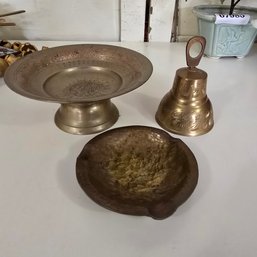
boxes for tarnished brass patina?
[4,44,153,134]
[76,126,198,219]
[156,36,214,136]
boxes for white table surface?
[1,41,257,257]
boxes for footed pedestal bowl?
[4,44,153,134]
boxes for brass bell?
[155,36,214,136]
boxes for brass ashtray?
[4,44,153,134]
[76,126,198,219]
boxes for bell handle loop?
[186,36,206,68]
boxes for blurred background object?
[0,40,47,76]
[1,1,257,42]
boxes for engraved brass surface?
[156,36,214,136]
[76,126,198,219]
[4,44,153,134]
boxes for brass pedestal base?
[54,100,119,135]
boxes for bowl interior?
[76,126,198,218]
[4,44,153,103]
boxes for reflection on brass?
[54,101,119,135]
[156,36,214,136]
[4,44,153,134]
[76,126,198,219]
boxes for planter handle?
[186,36,206,68]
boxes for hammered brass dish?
[4,44,153,134]
[76,126,198,219]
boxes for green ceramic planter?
[193,5,257,58]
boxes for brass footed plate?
[4,44,153,134]
[76,126,198,219]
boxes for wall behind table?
[0,0,120,41]
[1,0,257,42]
